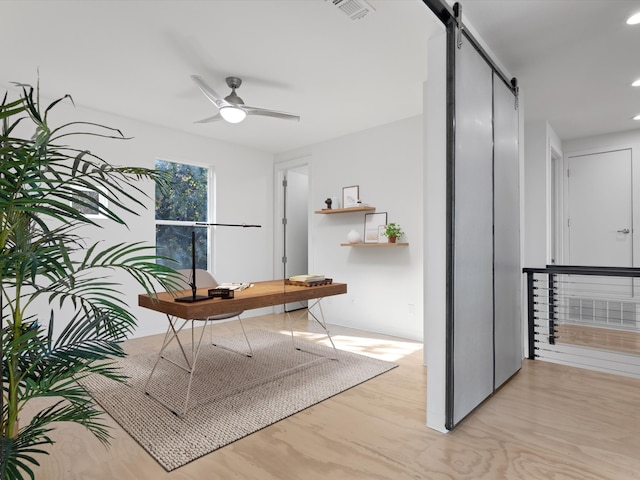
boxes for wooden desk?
[138,279,347,416]
[138,279,347,319]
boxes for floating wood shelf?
[340,242,409,247]
[315,206,376,214]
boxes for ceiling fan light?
[220,106,247,123]
[627,12,640,25]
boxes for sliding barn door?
[422,0,521,433]
[493,73,521,389]
[448,38,521,428]
[450,39,494,425]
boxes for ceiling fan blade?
[191,75,229,109]
[243,105,300,121]
[194,113,223,123]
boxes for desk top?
[138,279,347,319]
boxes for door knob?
[617,228,630,234]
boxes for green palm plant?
[0,82,182,479]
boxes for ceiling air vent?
[327,0,376,21]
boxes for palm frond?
[0,397,113,480]
[2,81,184,477]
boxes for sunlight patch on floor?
[279,330,422,361]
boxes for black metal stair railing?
[523,265,640,376]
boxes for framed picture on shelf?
[342,185,359,208]
[364,212,387,243]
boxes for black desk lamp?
[174,222,261,303]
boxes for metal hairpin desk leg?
[287,297,337,360]
[144,314,253,417]
[144,315,209,417]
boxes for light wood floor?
[556,322,640,355]
[33,313,640,479]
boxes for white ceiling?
[1,0,439,154]
[461,0,640,141]
[2,0,640,154]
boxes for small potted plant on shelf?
[383,223,404,243]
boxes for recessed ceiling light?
[633,79,640,87]
[635,114,640,121]
[627,12,640,25]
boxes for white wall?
[40,101,274,339]
[523,120,562,268]
[525,125,640,270]
[424,29,447,432]
[522,126,640,358]
[32,97,425,342]
[563,129,640,155]
[277,116,424,341]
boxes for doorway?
[563,148,633,268]
[556,147,638,347]
[532,140,640,378]
[274,160,310,312]
[283,166,309,279]
[550,147,563,265]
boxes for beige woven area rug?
[81,330,397,471]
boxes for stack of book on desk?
[217,282,252,291]
[286,274,332,286]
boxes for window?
[155,159,211,270]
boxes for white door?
[564,148,634,328]
[283,166,309,311]
[284,167,309,279]
[567,148,632,267]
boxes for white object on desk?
[217,282,252,291]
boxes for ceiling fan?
[191,75,300,124]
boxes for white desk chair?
[144,268,253,416]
